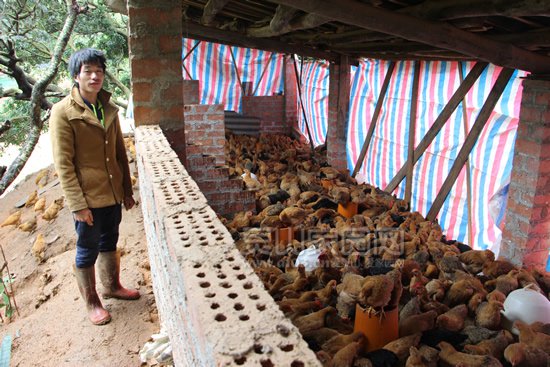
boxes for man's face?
[75,63,104,97]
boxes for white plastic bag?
[295,247,321,272]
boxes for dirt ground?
[0,165,159,367]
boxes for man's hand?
[123,195,135,210]
[73,208,93,226]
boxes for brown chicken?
[399,310,437,337]
[328,334,367,367]
[32,233,46,263]
[486,289,507,303]
[321,331,365,355]
[438,341,502,367]
[279,206,310,226]
[515,320,550,354]
[336,273,365,318]
[484,269,519,295]
[406,345,439,367]
[475,300,504,330]
[436,304,468,332]
[24,190,39,207]
[18,217,37,233]
[293,306,337,335]
[42,197,64,221]
[242,169,262,190]
[383,333,421,363]
[532,268,550,294]
[425,279,451,302]
[504,342,550,367]
[464,330,514,360]
[1,210,21,227]
[459,249,495,274]
[444,277,484,306]
[482,259,517,279]
[33,197,46,212]
[302,327,340,349]
[357,273,395,315]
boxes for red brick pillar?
[285,56,300,138]
[127,0,186,161]
[327,55,350,171]
[501,78,550,270]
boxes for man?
[50,48,139,325]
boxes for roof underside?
[181,0,550,74]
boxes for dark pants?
[74,204,122,268]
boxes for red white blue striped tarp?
[346,59,527,253]
[182,39,285,112]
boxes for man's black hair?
[68,48,107,78]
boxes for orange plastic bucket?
[338,202,358,218]
[270,227,294,245]
[354,304,398,352]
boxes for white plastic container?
[500,284,550,334]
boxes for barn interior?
[126,1,550,366]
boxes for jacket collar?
[70,85,112,109]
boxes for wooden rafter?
[426,67,514,221]
[384,62,488,193]
[268,0,550,73]
[201,0,230,25]
[247,11,330,37]
[182,20,338,61]
[405,61,420,204]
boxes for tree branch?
[0,120,12,137]
[0,0,86,195]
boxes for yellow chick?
[34,197,46,212]
[32,233,46,263]
[34,169,49,185]
[18,217,37,233]
[131,175,137,187]
[1,210,22,227]
[24,190,39,207]
[42,198,63,221]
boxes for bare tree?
[0,0,88,194]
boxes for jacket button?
[109,174,113,179]
[106,158,110,162]
[105,140,108,144]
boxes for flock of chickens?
[222,133,550,367]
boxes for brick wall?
[135,126,320,367]
[501,78,550,269]
[285,55,299,134]
[183,80,200,105]
[184,104,226,166]
[242,95,288,134]
[327,56,350,171]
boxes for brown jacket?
[50,87,132,212]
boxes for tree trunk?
[0,0,86,195]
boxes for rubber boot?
[74,265,111,325]
[97,250,140,300]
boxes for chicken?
[18,217,37,233]
[328,335,367,367]
[400,297,421,320]
[228,211,253,231]
[33,197,46,212]
[336,273,365,318]
[386,268,403,310]
[321,331,365,355]
[357,273,394,316]
[302,327,340,350]
[279,206,310,226]
[382,333,421,363]
[486,289,506,303]
[475,301,503,330]
[34,168,49,186]
[444,277,484,306]
[329,185,351,206]
[482,259,517,279]
[458,249,495,274]
[242,169,262,190]
[462,325,499,345]
[504,342,550,367]
[24,190,39,207]
[406,345,438,367]
[425,279,451,302]
[515,320,550,354]
[436,304,468,332]
[463,330,514,360]
[484,269,519,295]
[32,233,46,263]
[531,268,550,294]
[1,210,22,227]
[42,197,64,221]
[408,269,429,297]
[437,341,502,367]
[399,310,437,337]
[293,306,337,335]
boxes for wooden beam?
[201,0,231,25]
[182,20,338,62]
[247,11,331,37]
[402,0,550,21]
[229,47,245,95]
[458,62,474,246]
[352,61,395,178]
[426,68,514,221]
[405,61,421,204]
[268,0,550,73]
[385,62,487,193]
[270,5,297,33]
[292,55,315,152]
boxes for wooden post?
[252,53,274,96]
[292,54,315,151]
[384,62,488,193]
[426,68,514,221]
[458,62,475,246]
[182,40,201,63]
[229,46,245,95]
[405,61,421,203]
[352,61,395,177]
